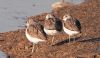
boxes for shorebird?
[25,19,47,52]
[51,0,70,10]
[62,14,81,42]
[44,13,62,44]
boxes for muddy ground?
[0,0,100,58]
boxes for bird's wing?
[44,19,56,30]
[64,18,81,31]
[27,19,47,40]
[34,21,47,39]
[36,22,47,40]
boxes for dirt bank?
[0,0,100,58]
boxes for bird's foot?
[25,46,29,51]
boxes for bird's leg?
[73,35,76,42]
[35,44,39,52]
[25,45,28,50]
[52,36,55,45]
[32,44,35,53]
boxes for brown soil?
[0,0,100,58]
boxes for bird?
[62,14,81,43]
[25,19,47,53]
[43,13,62,44]
[51,0,71,10]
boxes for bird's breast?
[63,26,79,36]
[44,28,57,35]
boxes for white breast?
[44,28,57,35]
[63,26,79,36]
[25,30,45,44]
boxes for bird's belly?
[63,26,79,36]
[44,28,57,35]
[25,31,45,44]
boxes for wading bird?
[25,19,47,52]
[62,14,81,42]
[44,13,62,44]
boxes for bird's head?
[63,14,71,21]
[26,21,30,27]
[26,19,37,28]
[45,14,54,20]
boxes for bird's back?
[26,19,47,40]
[44,18,56,30]
[64,17,81,32]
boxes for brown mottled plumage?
[44,17,56,30]
[44,14,58,35]
[26,25,47,40]
[26,18,47,38]
[44,14,61,44]
[63,17,81,32]
[63,14,81,42]
[25,19,47,52]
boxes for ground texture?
[0,0,100,58]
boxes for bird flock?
[25,13,81,53]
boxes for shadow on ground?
[53,37,100,46]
